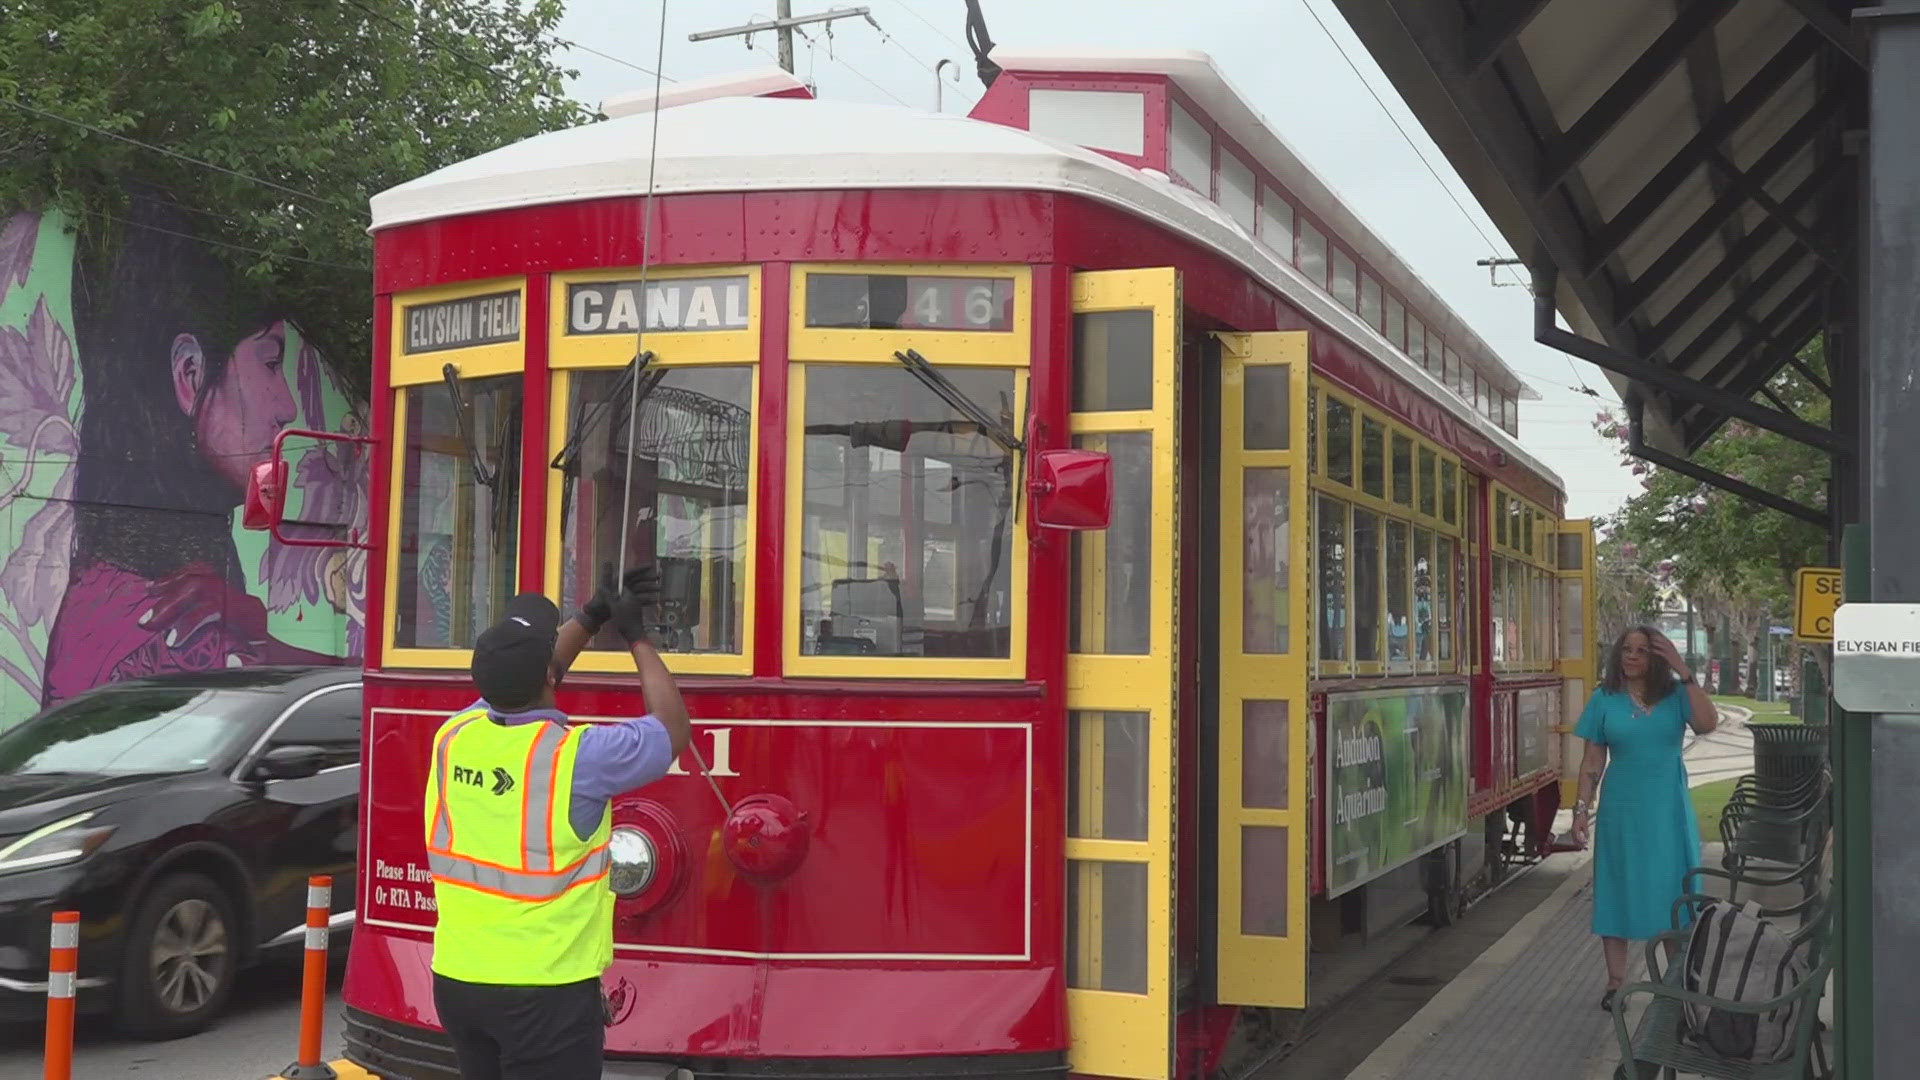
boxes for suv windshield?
[0,687,273,777]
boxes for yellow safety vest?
[423,707,613,985]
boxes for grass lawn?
[1712,693,1791,717]
[1692,776,1740,840]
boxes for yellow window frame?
[782,360,1030,680]
[548,265,761,369]
[1213,330,1311,1008]
[1063,267,1179,1080]
[541,365,762,677]
[382,374,527,670]
[1313,493,1352,678]
[389,277,529,388]
[788,262,1032,367]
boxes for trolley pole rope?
[281,876,337,1080]
[43,910,76,1080]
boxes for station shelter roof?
[1329,0,1862,460]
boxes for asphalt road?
[0,954,346,1080]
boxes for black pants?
[433,973,604,1079]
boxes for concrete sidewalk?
[1345,704,1814,1080]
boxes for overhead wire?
[1294,0,1603,400]
[879,0,969,53]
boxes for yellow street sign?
[1794,567,1842,642]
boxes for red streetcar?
[256,49,1596,1080]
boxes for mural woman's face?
[178,322,298,493]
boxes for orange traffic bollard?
[43,910,76,1080]
[282,875,338,1080]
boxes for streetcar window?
[1424,331,1442,377]
[1330,249,1358,312]
[1494,492,1509,548]
[1360,274,1383,330]
[1390,432,1413,506]
[1560,575,1586,662]
[1066,860,1148,993]
[1068,711,1149,841]
[1071,431,1153,655]
[1243,365,1290,450]
[1439,461,1458,526]
[1491,556,1507,665]
[1435,536,1455,665]
[556,366,752,657]
[1360,417,1385,499]
[1258,187,1295,261]
[1316,495,1348,663]
[1509,497,1524,555]
[1352,508,1382,663]
[1324,397,1353,486]
[1169,99,1212,193]
[1297,219,1328,288]
[1413,529,1435,665]
[1219,150,1257,234]
[806,274,1014,332]
[1384,296,1406,352]
[1417,446,1437,517]
[1242,467,1290,653]
[1408,319,1428,372]
[1386,520,1410,666]
[1073,311,1154,411]
[394,375,522,651]
[798,365,1016,660]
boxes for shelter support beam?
[1624,399,1827,525]
[1856,4,1920,1073]
[1532,267,1842,453]
[1464,0,1556,71]
[1784,0,1870,67]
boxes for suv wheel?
[115,873,238,1039]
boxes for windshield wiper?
[442,363,497,489]
[551,351,663,532]
[892,349,1024,454]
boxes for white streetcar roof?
[369,68,1560,491]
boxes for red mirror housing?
[243,459,287,532]
[1029,449,1112,530]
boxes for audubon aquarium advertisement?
[1326,685,1468,897]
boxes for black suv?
[0,666,360,1039]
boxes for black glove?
[577,564,619,636]
[610,565,662,645]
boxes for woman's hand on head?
[1650,633,1689,679]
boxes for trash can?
[1749,720,1826,781]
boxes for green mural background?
[0,208,366,732]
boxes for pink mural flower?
[0,298,80,630]
[0,213,35,292]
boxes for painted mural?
[0,202,367,732]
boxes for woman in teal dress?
[1569,625,1717,1010]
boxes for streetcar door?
[1211,331,1311,1008]
[1554,520,1597,803]
[1064,268,1180,1080]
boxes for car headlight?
[0,811,118,875]
[607,825,656,896]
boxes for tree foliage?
[0,0,592,391]
[1592,337,1832,690]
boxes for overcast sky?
[547,0,1638,519]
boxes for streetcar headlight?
[608,826,657,896]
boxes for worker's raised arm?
[610,567,691,757]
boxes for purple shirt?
[474,701,676,841]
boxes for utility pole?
[688,3,873,75]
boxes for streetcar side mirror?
[1028,449,1112,530]
[243,459,288,532]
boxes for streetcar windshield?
[557,365,754,655]
[393,374,523,649]
[797,364,1017,659]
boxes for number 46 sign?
[898,277,1013,331]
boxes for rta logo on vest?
[451,764,517,796]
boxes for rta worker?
[424,568,691,1079]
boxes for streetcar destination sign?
[402,290,521,353]
[1831,602,1920,713]
[566,275,751,334]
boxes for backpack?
[1680,899,1811,1063]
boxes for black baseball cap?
[471,593,561,711]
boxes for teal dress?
[1575,685,1700,940]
